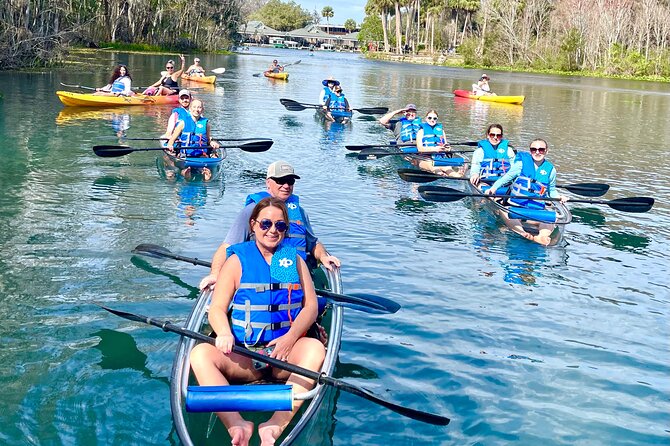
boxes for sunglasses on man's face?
[530,146,547,154]
[272,177,295,186]
[257,219,288,232]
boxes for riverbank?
[365,51,670,83]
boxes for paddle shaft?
[119,137,272,142]
[347,142,478,150]
[60,82,97,91]
[100,305,449,425]
[131,244,400,314]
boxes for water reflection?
[92,329,169,385]
[90,175,131,202]
[571,207,607,228]
[603,230,651,254]
[130,256,200,297]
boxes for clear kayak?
[181,74,217,84]
[170,266,343,446]
[159,150,225,181]
[264,71,289,80]
[453,89,525,105]
[56,91,179,107]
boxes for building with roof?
[238,21,360,51]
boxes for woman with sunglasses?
[469,124,516,186]
[486,139,568,245]
[411,110,465,178]
[472,73,494,96]
[145,55,185,95]
[190,197,325,446]
[94,64,133,96]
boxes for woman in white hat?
[319,76,340,105]
[472,73,494,96]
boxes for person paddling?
[161,89,192,139]
[94,64,133,97]
[266,59,284,74]
[469,124,516,186]
[145,55,185,95]
[319,76,339,105]
[199,160,340,290]
[379,103,422,145]
[471,73,495,96]
[185,57,205,77]
[190,197,326,446]
[485,138,568,245]
[412,109,465,178]
[323,85,350,122]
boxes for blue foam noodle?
[186,385,293,412]
[507,207,557,223]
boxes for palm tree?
[344,18,357,33]
[366,0,392,52]
[322,6,334,36]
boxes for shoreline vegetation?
[364,52,670,83]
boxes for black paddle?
[280,98,388,115]
[131,243,401,314]
[358,147,473,161]
[398,169,611,197]
[115,137,273,142]
[93,140,273,157]
[100,304,448,425]
[346,142,479,151]
[253,60,301,77]
[418,185,654,213]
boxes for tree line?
[0,0,245,70]
[360,0,670,78]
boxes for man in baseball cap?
[379,103,422,144]
[199,160,340,290]
[178,89,191,98]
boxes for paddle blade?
[354,107,389,115]
[316,289,400,314]
[93,145,134,157]
[560,182,609,197]
[397,169,442,183]
[132,243,174,258]
[418,185,466,202]
[607,197,654,213]
[211,68,226,74]
[327,379,450,425]
[240,140,273,152]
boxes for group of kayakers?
[379,102,567,245]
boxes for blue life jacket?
[320,86,334,105]
[398,117,422,142]
[420,123,445,147]
[328,94,346,111]
[110,76,129,94]
[510,151,555,210]
[227,241,303,346]
[178,116,209,157]
[245,192,307,259]
[171,106,190,123]
[477,139,512,180]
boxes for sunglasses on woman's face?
[166,66,174,69]
[257,219,288,232]
[530,146,547,154]
[426,116,438,121]
[488,132,502,139]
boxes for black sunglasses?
[488,132,502,138]
[258,219,288,232]
[271,177,295,186]
[530,147,547,154]
[166,66,174,69]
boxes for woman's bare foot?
[203,167,212,181]
[258,422,283,446]
[228,420,254,446]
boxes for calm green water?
[1,48,669,445]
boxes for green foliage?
[558,29,582,71]
[358,14,384,43]
[457,37,479,65]
[608,44,651,77]
[249,0,312,31]
[344,18,357,32]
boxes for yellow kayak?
[264,71,289,80]
[181,74,217,84]
[453,89,525,105]
[56,91,179,107]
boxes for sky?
[294,1,367,26]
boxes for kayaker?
[166,99,221,181]
[190,197,326,446]
[379,103,422,144]
[485,138,568,245]
[323,85,350,122]
[161,89,192,139]
[145,55,185,95]
[469,123,516,186]
[318,76,339,105]
[266,59,284,74]
[413,110,465,178]
[94,64,133,96]
[199,160,341,290]
[472,73,494,96]
[185,57,205,77]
